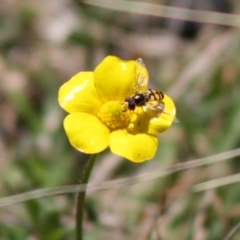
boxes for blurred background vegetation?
[1,0,240,239]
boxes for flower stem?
[76,154,99,240]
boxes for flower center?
[97,101,130,130]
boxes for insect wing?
[144,101,165,117]
[135,58,149,93]
[145,101,177,123]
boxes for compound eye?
[125,97,136,110]
[128,101,136,110]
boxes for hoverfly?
[124,58,176,120]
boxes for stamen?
[97,101,130,130]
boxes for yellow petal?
[64,113,110,154]
[94,56,148,102]
[58,72,102,114]
[148,93,176,134]
[109,130,157,162]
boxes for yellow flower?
[58,56,176,162]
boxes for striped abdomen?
[145,89,164,102]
